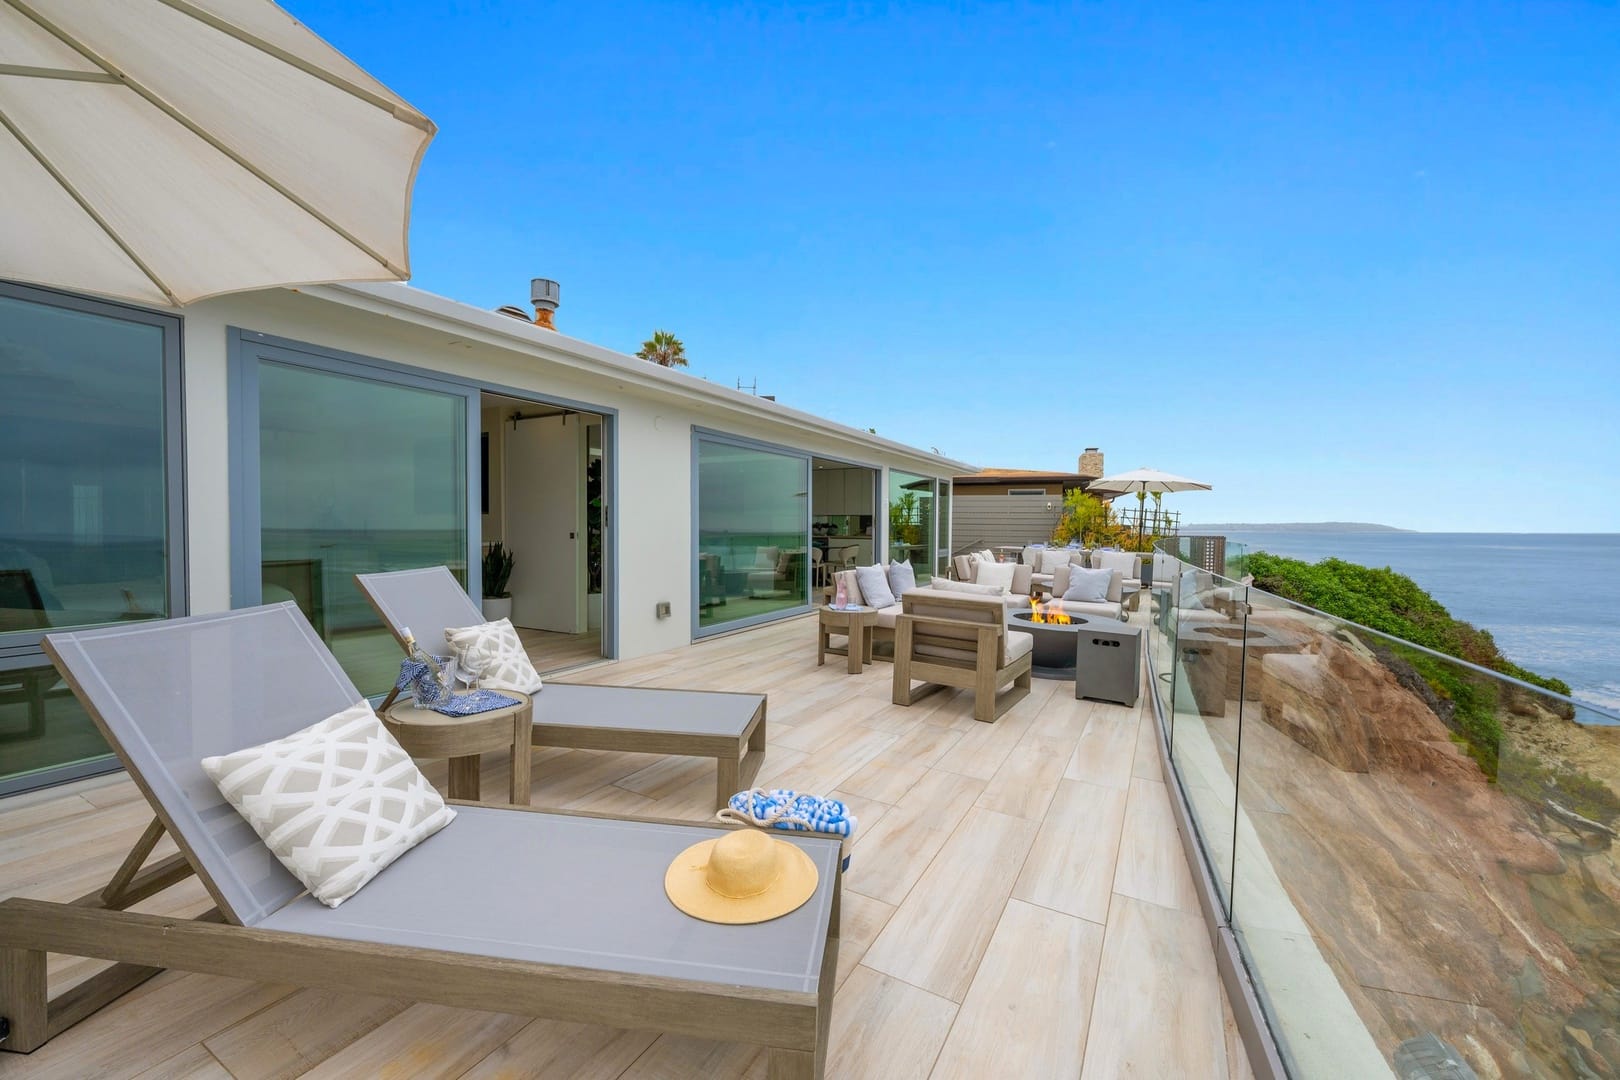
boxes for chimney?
[530,278,560,330]
[1078,447,1104,479]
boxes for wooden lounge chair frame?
[0,606,839,1078]
[892,591,1033,724]
[354,567,766,810]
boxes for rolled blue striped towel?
[722,788,858,838]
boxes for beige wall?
[177,287,953,660]
[480,407,505,544]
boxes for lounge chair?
[355,567,767,810]
[0,604,840,1077]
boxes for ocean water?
[1213,531,1620,718]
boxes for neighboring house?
[950,450,1105,549]
[0,278,969,795]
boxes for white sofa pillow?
[1061,566,1113,603]
[973,560,1016,593]
[974,549,995,563]
[855,564,897,608]
[444,617,544,694]
[1038,549,1072,575]
[201,701,455,908]
[886,560,917,600]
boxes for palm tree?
[636,330,687,368]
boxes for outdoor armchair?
[892,591,1034,723]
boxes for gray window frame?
[691,428,884,639]
[227,328,620,662]
[0,280,187,795]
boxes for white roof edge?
[298,281,978,475]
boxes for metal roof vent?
[531,278,559,330]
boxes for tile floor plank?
[930,898,1105,1079]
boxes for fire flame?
[1028,598,1072,625]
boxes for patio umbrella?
[1087,467,1212,539]
[0,0,435,306]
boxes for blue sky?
[289,1,1620,531]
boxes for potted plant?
[482,542,515,620]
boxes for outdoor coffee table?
[818,605,876,674]
[534,683,767,810]
[382,694,534,806]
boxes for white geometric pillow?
[201,702,454,908]
[443,617,543,694]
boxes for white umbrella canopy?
[0,0,435,306]
[1086,467,1213,496]
[1087,467,1212,538]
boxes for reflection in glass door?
[252,357,469,696]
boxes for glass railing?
[1147,542,1620,1079]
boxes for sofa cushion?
[1061,566,1113,603]
[855,564,897,609]
[1010,563,1033,596]
[1022,545,1043,568]
[1006,630,1035,663]
[972,561,1016,593]
[931,577,1005,597]
[1055,598,1125,621]
[873,604,902,629]
[887,560,917,600]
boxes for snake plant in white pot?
[481,542,516,621]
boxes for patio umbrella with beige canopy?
[0,0,435,306]
[1087,467,1213,540]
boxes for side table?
[818,606,876,674]
[381,694,533,805]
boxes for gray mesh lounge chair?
[355,567,767,809]
[0,604,840,1077]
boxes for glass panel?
[258,361,467,697]
[888,470,935,583]
[1199,580,1620,1077]
[0,295,170,633]
[696,439,809,631]
[935,480,952,577]
[1164,557,1245,911]
[0,659,110,791]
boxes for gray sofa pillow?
[856,564,897,608]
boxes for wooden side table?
[381,694,533,805]
[818,606,876,674]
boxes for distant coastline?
[1185,521,1415,534]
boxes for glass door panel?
[696,438,809,632]
[888,470,935,582]
[257,361,467,696]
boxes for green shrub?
[1249,550,1578,776]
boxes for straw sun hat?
[664,828,819,924]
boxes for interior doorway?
[481,392,607,673]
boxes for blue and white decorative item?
[719,788,859,871]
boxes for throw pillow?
[855,564,897,608]
[1038,549,1072,575]
[1061,566,1113,603]
[886,560,917,600]
[972,560,1016,593]
[201,701,455,908]
[975,549,996,563]
[444,618,544,694]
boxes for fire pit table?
[1007,607,1092,679]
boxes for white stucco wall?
[176,285,961,661]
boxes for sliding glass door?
[0,283,184,795]
[695,434,810,635]
[888,469,937,582]
[233,336,475,697]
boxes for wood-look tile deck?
[0,615,1252,1079]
